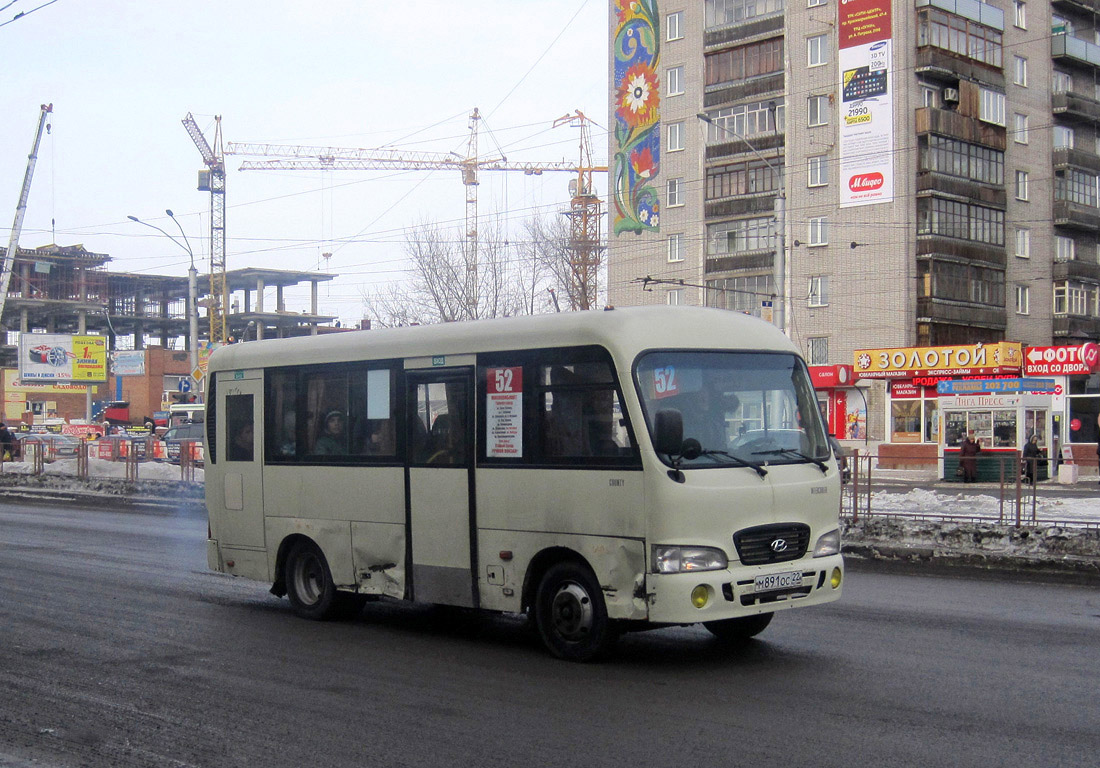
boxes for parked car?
[16,432,82,459]
[161,422,205,463]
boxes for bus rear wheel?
[534,562,617,662]
[286,539,339,621]
[704,612,773,642]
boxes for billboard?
[18,334,108,383]
[854,342,1023,379]
[838,0,893,207]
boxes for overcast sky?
[2,0,608,325]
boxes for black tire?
[704,612,774,642]
[533,561,617,662]
[285,539,339,621]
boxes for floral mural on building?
[612,0,660,235]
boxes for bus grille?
[733,523,810,565]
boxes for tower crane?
[1,103,52,327]
[182,113,228,344]
[226,108,606,317]
[552,110,603,311]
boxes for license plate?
[754,571,802,592]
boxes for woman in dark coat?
[1022,434,1041,485]
[960,431,981,483]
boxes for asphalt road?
[1,501,1097,768]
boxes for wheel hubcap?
[292,552,323,605]
[550,582,593,641]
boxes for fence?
[1,438,203,483]
[842,448,1098,529]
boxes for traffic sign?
[178,378,192,393]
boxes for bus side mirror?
[653,409,684,455]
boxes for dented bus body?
[204,306,843,660]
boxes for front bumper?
[646,554,844,624]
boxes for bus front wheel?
[534,561,617,662]
[704,612,773,642]
[286,539,339,621]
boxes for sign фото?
[1023,343,1100,375]
[854,342,1023,379]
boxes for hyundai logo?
[770,538,788,553]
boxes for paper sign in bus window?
[487,367,523,457]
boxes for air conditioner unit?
[943,87,960,104]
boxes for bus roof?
[206,306,797,373]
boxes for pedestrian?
[960,430,981,483]
[1022,434,1041,485]
[0,421,13,461]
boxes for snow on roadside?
[1,457,202,483]
[863,488,1099,524]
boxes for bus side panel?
[350,522,405,598]
[476,529,648,620]
[265,517,356,589]
[262,467,405,525]
[475,468,645,539]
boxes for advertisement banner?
[110,350,146,376]
[838,0,893,207]
[17,335,108,383]
[855,342,1023,379]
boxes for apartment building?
[608,0,1100,361]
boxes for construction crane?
[182,113,228,344]
[1,103,53,327]
[226,108,606,317]
[553,110,603,311]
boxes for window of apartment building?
[703,100,784,142]
[808,155,828,187]
[1052,14,1071,35]
[808,275,829,306]
[808,217,828,246]
[1013,114,1028,144]
[807,337,829,365]
[708,217,775,255]
[705,0,786,28]
[1053,281,1096,316]
[1015,227,1030,258]
[1054,125,1075,149]
[705,38,783,86]
[667,66,684,96]
[668,233,685,262]
[1013,56,1028,87]
[1055,169,1099,207]
[979,89,1005,126]
[1056,235,1076,263]
[921,86,939,107]
[705,274,774,315]
[808,34,828,67]
[809,0,827,6]
[667,177,684,207]
[808,95,829,127]
[667,288,684,306]
[1015,284,1030,315]
[668,121,685,151]
[920,135,1004,185]
[1013,1,1026,29]
[1015,170,1029,201]
[706,159,782,198]
[1053,70,1072,94]
[918,197,1005,245]
[667,11,683,41]
[917,9,1003,67]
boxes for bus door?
[216,375,265,549]
[406,369,476,608]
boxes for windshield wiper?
[751,448,828,474]
[696,448,768,478]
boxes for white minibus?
[204,306,843,660]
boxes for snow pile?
[1,457,202,483]
[864,487,1100,525]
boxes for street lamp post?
[127,212,200,372]
[696,113,786,336]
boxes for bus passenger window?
[226,394,254,462]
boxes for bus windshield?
[635,350,829,468]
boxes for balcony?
[1053,314,1100,339]
[914,107,1005,150]
[916,236,1007,267]
[705,251,774,274]
[1053,146,1100,175]
[704,13,784,49]
[917,172,1006,207]
[706,194,777,220]
[1051,0,1100,13]
[916,298,1006,330]
[705,73,784,109]
[1052,33,1100,71]
[1053,258,1100,283]
[1053,199,1100,230]
[914,48,1004,89]
[1051,91,1100,123]
[705,132,785,161]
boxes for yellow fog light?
[830,567,843,589]
[691,585,710,609]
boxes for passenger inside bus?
[426,412,466,464]
[229,419,254,462]
[313,410,346,455]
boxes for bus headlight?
[652,545,728,574]
[812,529,841,558]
